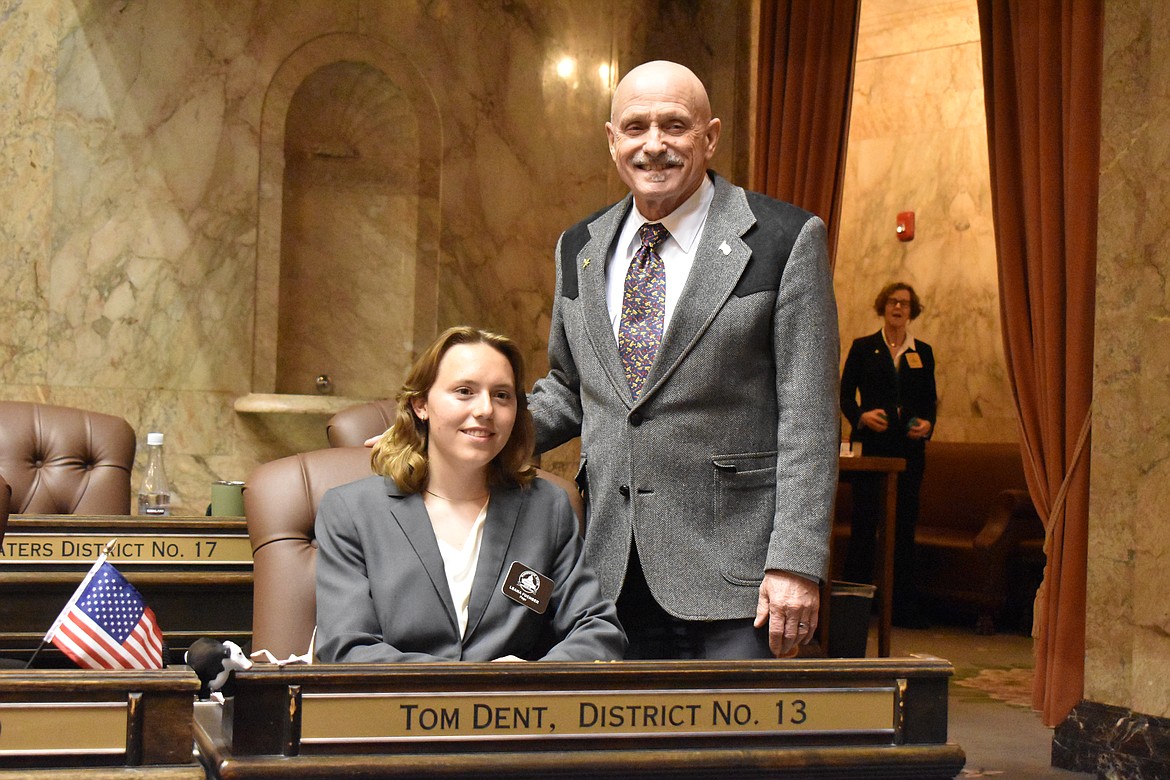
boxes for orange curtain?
[753,0,860,265]
[977,0,1102,726]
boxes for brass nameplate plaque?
[301,687,895,743]
[0,534,252,564]
[0,702,126,755]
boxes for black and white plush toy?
[185,638,253,699]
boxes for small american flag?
[45,554,164,670]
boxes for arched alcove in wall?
[246,34,440,409]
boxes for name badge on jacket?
[502,561,554,614]
[905,352,923,369]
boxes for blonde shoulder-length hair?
[370,326,536,492]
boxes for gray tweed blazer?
[530,172,840,622]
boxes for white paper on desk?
[250,627,315,666]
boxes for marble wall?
[5,0,1159,731]
[0,0,751,512]
[1085,0,1170,720]
[835,0,1015,443]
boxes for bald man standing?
[530,61,840,659]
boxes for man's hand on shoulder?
[754,570,820,658]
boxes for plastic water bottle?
[137,432,171,516]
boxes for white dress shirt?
[606,175,716,338]
[884,329,918,368]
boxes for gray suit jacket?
[315,476,626,662]
[530,172,840,621]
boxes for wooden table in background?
[832,455,905,658]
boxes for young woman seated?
[315,326,626,662]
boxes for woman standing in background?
[840,282,938,628]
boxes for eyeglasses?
[886,298,912,309]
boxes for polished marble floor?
[870,622,1093,778]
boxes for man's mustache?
[631,151,685,168]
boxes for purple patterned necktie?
[618,222,670,398]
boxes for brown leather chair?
[0,401,136,515]
[0,475,12,666]
[245,446,372,660]
[831,441,1043,634]
[326,398,396,449]
[325,399,586,522]
[0,473,10,542]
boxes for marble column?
[1055,0,1170,774]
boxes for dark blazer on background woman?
[840,330,937,456]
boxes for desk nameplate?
[0,701,127,755]
[0,533,252,565]
[300,686,897,743]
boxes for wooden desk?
[195,658,964,778]
[0,668,202,777]
[0,515,252,664]
[835,456,905,657]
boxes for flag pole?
[26,539,116,669]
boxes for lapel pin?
[582,257,591,269]
[719,241,731,256]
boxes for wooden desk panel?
[0,516,252,664]
[196,658,964,779]
[0,668,202,778]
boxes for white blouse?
[434,500,489,639]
